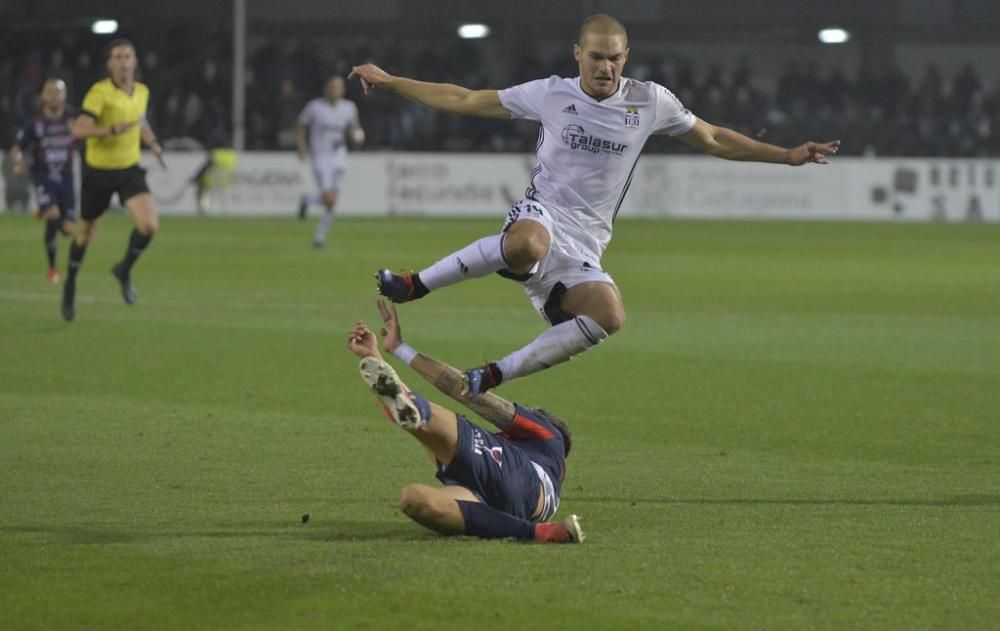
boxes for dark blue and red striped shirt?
[497,404,567,498]
[16,111,76,180]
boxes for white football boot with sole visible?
[358,357,424,430]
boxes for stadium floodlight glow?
[91,19,119,35]
[818,28,850,44]
[457,23,490,39]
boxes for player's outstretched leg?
[456,499,581,542]
[376,220,550,303]
[375,235,510,302]
[399,485,585,543]
[358,357,429,430]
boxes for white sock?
[315,209,334,242]
[418,234,509,292]
[495,315,609,382]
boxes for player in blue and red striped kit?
[9,79,77,283]
[345,300,585,543]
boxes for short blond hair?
[577,14,628,46]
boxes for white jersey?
[498,75,695,261]
[298,98,360,160]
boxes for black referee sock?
[120,229,153,274]
[66,240,88,282]
[44,219,59,268]
[457,500,535,540]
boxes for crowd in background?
[3,36,1000,158]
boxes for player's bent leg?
[399,484,477,535]
[483,281,619,390]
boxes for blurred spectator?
[274,78,303,149]
[2,33,1000,158]
[46,49,75,99]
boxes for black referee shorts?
[80,164,151,221]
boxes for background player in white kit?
[294,76,365,247]
[349,14,840,395]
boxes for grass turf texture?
[1,213,998,629]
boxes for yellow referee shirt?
[80,78,149,170]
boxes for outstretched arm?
[376,300,516,430]
[678,118,840,165]
[348,63,511,119]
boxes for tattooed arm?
[376,299,516,430]
[410,353,516,430]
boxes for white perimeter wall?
[2,151,998,222]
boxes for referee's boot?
[111,263,137,305]
[61,279,76,322]
[375,269,427,303]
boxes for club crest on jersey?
[625,107,640,128]
[472,429,503,468]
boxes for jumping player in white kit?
[294,76,365,247]
[349,14,840,395]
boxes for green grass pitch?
[1,213,998,629]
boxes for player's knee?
[504,225,550,268]
[76,223,97,244]
[592,309,626,336]
[399,484,428,517]
[322,192,336,208]
[140,217,160,236]
[399,485,453,524]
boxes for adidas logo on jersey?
[562,104,577,114]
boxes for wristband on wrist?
[392,342,418,365]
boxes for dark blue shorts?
[436,415,542,521]
[32,174,76,219]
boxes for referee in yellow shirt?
[63,38,166,321]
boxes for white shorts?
[311,154,346,192]
[501,199,616,324]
